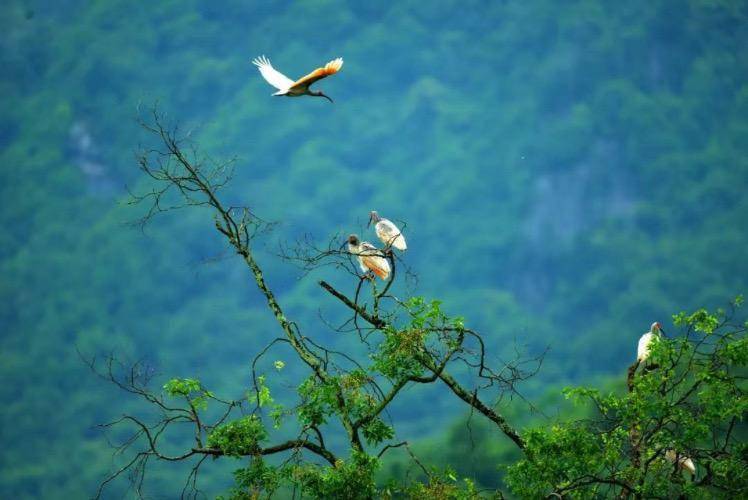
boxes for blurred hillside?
[1,0,747,497]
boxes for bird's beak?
[367,214,373,228]
[319,92,333,103]
[660,328,668,338]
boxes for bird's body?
[347,234,390,280]
[637,332,656,363]
[665,449,696,477]
[369,211,407,251]
[252,56,343,102]
[637,322,663,363]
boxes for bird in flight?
[347,234,390,280]
[369,211,407,251]
[252,55,343,103]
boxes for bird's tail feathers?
[370,265,389,280]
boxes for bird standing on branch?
[665,449,697,479]
[347,234,390,280]
[369,211,407,251]
[637,321,665,366]
[252,55,343,103]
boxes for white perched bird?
[665,449,697,478]
[637,321,664,364]
[251,55,343,103]
[347,234,390,280]
[368,211,407,251]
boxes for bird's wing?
[358,242,390,279]
[289,57,343,91]
[376,220,407,250]
[359,242,381,254]
[349,244,368,273]
[666,451,696,474]
[637,333,653,361]
[361,255,390,280]
[252,55,294,90]
[355,256,369,274]
[682,457,696,475]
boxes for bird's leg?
[372,279,380,317]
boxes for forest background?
[1,0,747,497]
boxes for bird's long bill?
[660,328,668,338]
[367,213,374,228]
[319,92,333,103]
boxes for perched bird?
[347,234,390,280]
[252,55,343,103]
[665,449,697,478]
[637,321,664,364]
[368,211,407,251]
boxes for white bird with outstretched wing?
[251,55,294,91]
[251,55,343,103]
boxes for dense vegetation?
[1,0,747,497]
[87,115,747,498]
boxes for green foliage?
[163,377,202,397]
[371,324,427,380]
[507,424,615,498]
[506,305,748,498]
[292,451,379,500]
[207,416,267,457]
[372,296,463,381]
[296,369,394,445]
[252,375,274,408]
[399,471,485,500]
[297,375,342,427]
[222,458,282,499]
[361,418,395,446]
[672,308,721,334]
[163,377,212,410]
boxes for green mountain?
[1,0,746,497]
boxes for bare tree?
[90,107,540,499]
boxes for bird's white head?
[368,211,380,228]
[651,321,662,333]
